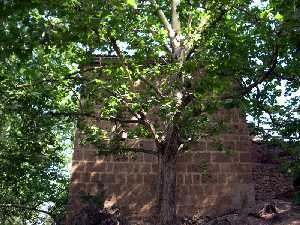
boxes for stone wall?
[251,143,294,201]
[253,163,293,201]
[67,109,255,224]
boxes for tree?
[0,0,299,225]
[0,2,76,224]
[0,47,73,224]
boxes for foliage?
[0,3,79,224]
[0,0,299,224]
[0,50,74,224]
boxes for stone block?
[113,154,128,162]
[240,153,253,162]
[90,172,99,182]
[239,135,250,141]
[192,174,201,184]
[176,163,187,173]
[70,182,86,195]
[187,164,203,173]
[80,172,91,183]
[177,174,184,184]
[100,174,115,184]
[116,174,127,184]
[212,152,232,163]
[184,174,193,184]
[83,150,97,161]
[193,152,211,163]
[139,139,156,150]
[202,173,218,184]
[236,141,251,152]
[151,164,158,173]
[231,163,252,173]
[238,174,253,184]
[222,141,236,151]
[84,161,95,172]
[143,154,157,162]
[140,164,151,173]
[114,163,133,173]
[133,163,142,173]
[218,173,229,184]
[71,172,81,183]
[143,174,156,186]
[106,163,114,173]
[73,150,83,160]
[207,164,220,173]
[94,162,106,172]
[177,152,193,162]
[127,174,143,184]
[190,141,207,151]
[219,164,231,173]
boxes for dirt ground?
[180,200,300,225]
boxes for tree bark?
[156,126,179,225]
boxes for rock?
[179,200,298,225]
[70,204,120,225]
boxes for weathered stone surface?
[180,200,300,225]
[253,164,293,201]
[67,109,257,224]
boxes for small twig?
[0,204,58,224]
[139,76,164,100]
[46,111,140,124]
[15,68,93,89]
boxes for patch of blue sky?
[250,0,269,9]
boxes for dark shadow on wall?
[67,142,255,224]
[66,109,256,224]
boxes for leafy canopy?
[0,0,299,223]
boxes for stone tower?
[67,57,255,224]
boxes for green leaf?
[275,12,284,21]
[126,0,137,9]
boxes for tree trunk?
[156,126,179,225]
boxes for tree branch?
[101,87,142,119]
[151,0,186,59]
[46,111,140,124]
[186,6,228,61]
[109,36,125,63]
[275,73,300,84]
[239,43,279,96]
[131,108,162,149]
[139,75,165,100]
[237,6,262,27]
[101,87,161,148]
[151,0,175,39]
[107,33,165,100]
[15,68,93,89]
[251,87,282,127]
[49,111,160,154]
[85,36,162,149]
[171,0,181,36]
[83,55,163,149]
[149,28,173,55]
[0,204,56,222]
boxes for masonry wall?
[68,109,255,224]
[250,142,294,201]
[253,164,293,201]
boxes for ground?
[181,200,300,225]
